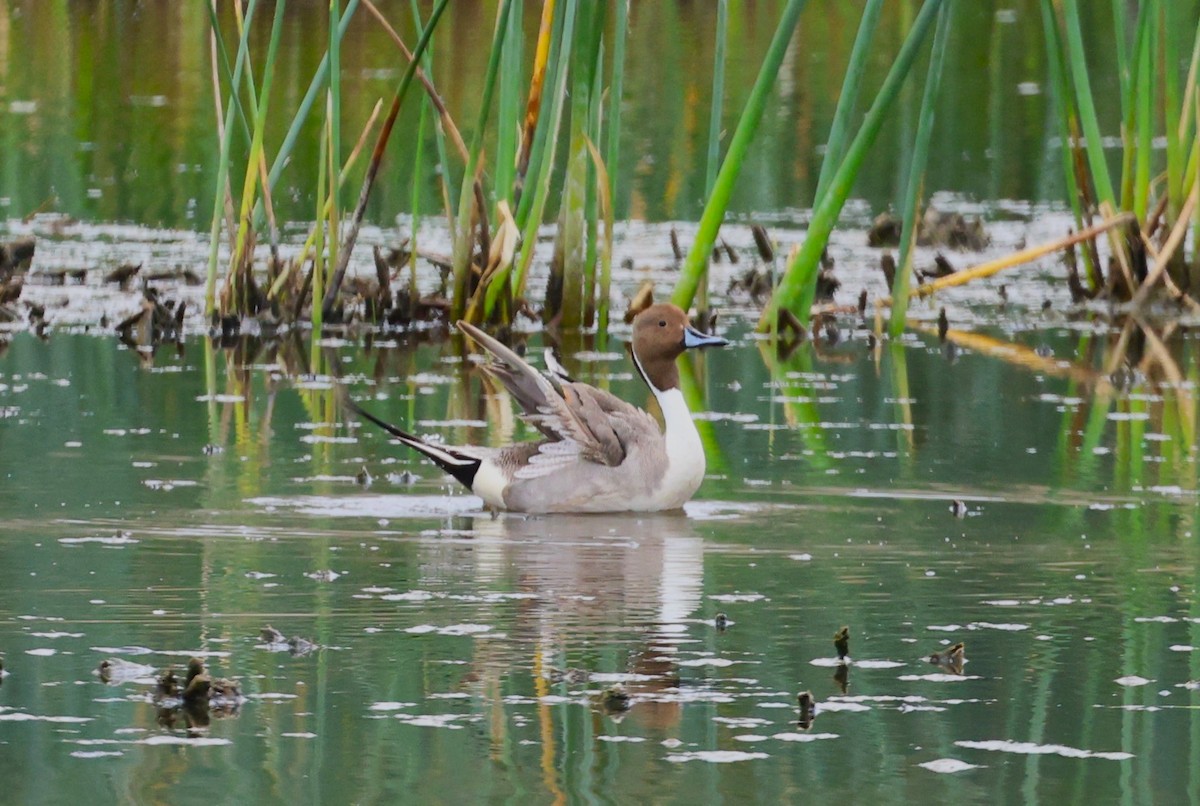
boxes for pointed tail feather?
[343,398,480,490]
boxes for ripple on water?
[919,758,982,773]
[665,750,771,763]
[954,739,1133,761]
[138,735,233,746]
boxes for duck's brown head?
[630,303,727,393]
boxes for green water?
[2,327,1199,803]
[4,0,1200,802]
[0,0,1143,228]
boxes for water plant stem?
[888,1,952,338]
[322,0,450,319]
[757,0,944,332]
[671,0,808,312]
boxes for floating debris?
[920,253,956,281]
[96,658,156,684]
[751,224,774,262]
[919,758,982,774]
[0,236,35,278]
[182,657,242,707]
[868,212,902,247]
[797,690,817,730]
[103,263,141,290]
[834,626,850,661]
[868,208,988,250]
[597,685,631,715]
[833,663,849,694]
[879,252,896,287]
[669,228,684,261]
[624,280,655,323]
[546,667,589,685]
[928,642,966,675]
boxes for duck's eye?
[658,320,667,327]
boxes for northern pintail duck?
[346,303,727,513]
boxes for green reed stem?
[229,0,285,298]
[1061,0,1116,207]
[888,1,952,338]
[205,3,252,145]
[758,0,943,332]
[313,116,329,335]
[599,0,629,335]
[258,0,361,226]
[329,0,342,264]
[1164,1,1185,222]
[323,0,449,319]
[813,0,883,208]
[557,1,604,330]
[672,0,807,312]
[496,0,524,203]
[449,0,515,320]
[410,88,429,302]
[1040,0,1100,289]
[411,0,455,231]
[512,0,579,303]
[205,0,258,315]
[583,40,604,328]
[1133,5,1154,221]
[698,0,728,312]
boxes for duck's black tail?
[343,399,481,491]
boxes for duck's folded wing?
[457,321,628,466]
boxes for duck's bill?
[683,326,729,349]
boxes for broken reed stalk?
[876,212,1136,307]
[321,0,450,321]
[268,99,383,301]
[1130,180,1199,309]
[757,0,945,333]
[888,1,952,338]
[671,0,808,312]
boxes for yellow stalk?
[878,213,1136,306]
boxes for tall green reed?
[671,0,808,312]
[888,2,953,337]
[758,0,945,333]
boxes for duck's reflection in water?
[464,511,707,732]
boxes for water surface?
[2,324,1199,803]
